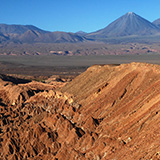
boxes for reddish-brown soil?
[1,63,160,160]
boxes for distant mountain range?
[0,24,86,43]
[0,12,160,44]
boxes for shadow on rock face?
[0,74,31,84]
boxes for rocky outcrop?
[1,63,160,159]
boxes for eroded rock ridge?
[1,63,160,160]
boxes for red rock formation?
[1,63,160,160]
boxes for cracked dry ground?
[1,62,160,160]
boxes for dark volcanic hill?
[153,18,160,27]
[87,12,160,38]
[75,31,88,36]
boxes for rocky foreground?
[0,63,160,160]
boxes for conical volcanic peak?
[87,12,160,38]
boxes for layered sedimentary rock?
[1,63,160,160]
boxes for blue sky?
[0,0,160,33]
